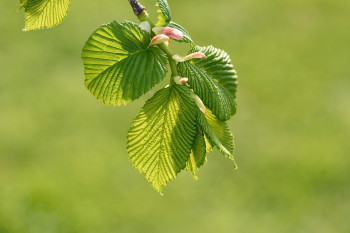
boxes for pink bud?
[174,76,188,85]
[179,77,188,85]
[183,52,207,61]
[162,27,184,40]
[153,27,183,41]
[172,52,207,62]
[150,34,170,46]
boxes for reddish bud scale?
[183,52,207,61]
[150,34,170,46]
[152,27,184,40]
[162,27,183,40]
[174,76,188,85]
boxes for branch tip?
[128,0,145,16]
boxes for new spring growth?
[174,76,188,85]
[152,27,184,40]
[150,34,170,46]
[150,27,184,46]
[172,52,207,62]
[191,92,207,115]
[78,0,238,192]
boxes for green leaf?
[82,21,168,106]
[186,129,207,179]
[156,0,172,26]
[178,61,236,121]
[190,46,238,97]
[197,110,236,167]
[186,108,236,178]
[128,85,198,192]
[204,109,234,155]
[204,135,213,153]
[168,21,194,44]
[20,0,71,31]
[17,0,28,11]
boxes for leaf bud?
[152,27,183,40]
[174,76,188,85]
[162,27,183,40]
[179,77,188,85]
[183,52,207,61]
[172,52,207,62]
[150,34,170,46]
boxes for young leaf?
[204,109,234,155]
[186,129,207,179]
[82,21,168,106]
[204,135,213,153]
[156,0,172,26]
[189,46,238,97]
[168,21,194,44]
[197,111,236,167]
[127,85,198,192]
[186,108,236,178]
[20,0,71,31]
[178,61,236,121]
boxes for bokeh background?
[1,0,350,232]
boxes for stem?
[138,11,154,27]
[158,43,178,82]
[128,0,179,84]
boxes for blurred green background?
[1,0,350,232]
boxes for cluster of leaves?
[17,0,238,193]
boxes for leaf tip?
[232,160,238,170]
[152,183,165,195]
